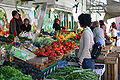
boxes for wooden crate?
[101,46,113,52]
[104,62,118,80]
[101,50,109,55]
[104,57,118,64]
[97,55,106,60]
[107,52,119,58]
[118,54,120,75]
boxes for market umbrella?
[104,0,120,21]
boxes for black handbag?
[91,42,102,59]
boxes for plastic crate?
[41,60,63,78]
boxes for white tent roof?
[0,0,79,12]
[104,0,120,21]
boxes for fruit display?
[57,32,76,41]
[34,40,78,58]
[46,66,98,80]
[0,66,32,80]
[74,33,81,40]
[67,39,79,47]
[33,37,56,49]
[3,61,44,80]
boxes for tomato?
[49,55,54,58]
[57,53,63,56]
[70,45,74,49]
[62,47,66,51]
[45,52,49,56]
[64,50,68,54]
[47,50,52,54]
[49,46,52,50]
[41,51,44,54]
[60,50,64,53]
[44,46,48,49]
[49,53,57,57]
[56,50,60,54]
[41,48,45,52]
[58,41,61,44]
[66,47,70,50]
[52,44,58,48]
[70,42,73,44]
[43,54,47,57]
[51,50,55,53]
[54,53,57,57]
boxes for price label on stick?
[10,47,28,61]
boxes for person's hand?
[21,31,23,33]
[78,62,82,66]
[75,49,79,53]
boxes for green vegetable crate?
[41,60,63,78]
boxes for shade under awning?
[104,0,120,21]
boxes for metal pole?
[15,0,18,10]
[37,2,47,33]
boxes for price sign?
[58,61,67,68]
[10,46,28,61]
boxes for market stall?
[0,0,120,80]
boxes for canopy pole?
[15,0,18,10]
[37,2,47,33]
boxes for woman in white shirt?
[77,14,95,69]
[110,23,117,46]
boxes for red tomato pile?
[35,40,78,58]
[74,33,81,40]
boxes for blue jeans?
[82,58,95,70]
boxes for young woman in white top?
[77,14,95,69]
[110,22,117,46]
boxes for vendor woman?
[77,14,95,69]
[53,18,61,31]
[21,18,31,32]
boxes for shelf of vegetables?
[0,66,32,80]
[46,66,98,80]
[0,30,85,80]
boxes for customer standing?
[110,22,117,46]
[77,14,95,69]
[9,10,21,37]
[99,20,107,36]
[93,21,105,46]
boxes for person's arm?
[79,31,90,63]
[28,25,32,32]
[93,29,96,42]
[93,29,96,38]
[9,20,13,34]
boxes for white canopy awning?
[104,0,120,21]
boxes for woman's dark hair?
[99,20,105,28]
[112,22,117,29]
[54,18,59,23]
[112,22,115,25]
[12,10,18,17]
[78,14,91,27]
[112,25,116,29]
[24,18,30,23]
